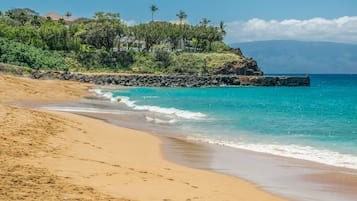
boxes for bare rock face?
[230,48,244,57]
[214,58,264,76]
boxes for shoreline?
[56,105,357,201]
[36,109,288,201]
[0,74,287,200]
[68,110,357,201]
[2,74,356,201]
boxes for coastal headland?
[1,62,310,87]
[0,74,287,200]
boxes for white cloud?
[225,16,357,44]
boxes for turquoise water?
[94,75,357,169]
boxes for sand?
[0,74,287,201]
[0,74,91,105]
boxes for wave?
[90,89,117,102]
[92,89,207,120]
[187,136,357,170]
[145,116,177,124]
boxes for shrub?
[0,37,67,70]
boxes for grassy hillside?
[130,52,244,74]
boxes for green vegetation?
[0,38,67,70]
[0,7,239,74]
[130,51,242,74]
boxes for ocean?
[40,74,357,201]
[45,74,357,170]
[91,74,357,169]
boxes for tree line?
[0,7,229,72]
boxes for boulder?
[214,58,263,76]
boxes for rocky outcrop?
[238,76,310,86]
[214,59,263,76]
[230,48,244,57]
[213,48,263,76]
[29,71,310,87]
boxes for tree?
[176,10,187,49]
[200,18,210,27]
[5,10,14,19]
[176,10,187,25]
[166,23,181,50]
[4,8,39,25]
[132,22,168,52]
[81,12,126,51]
[219,21,226,36]
[58,18,65,25]
[39,20,67,50]
[30,15,41,27]
[18,11,27,25]
[150,5,158,22]
[65,11,72,18]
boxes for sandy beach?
[0,74,286,200]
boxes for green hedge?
[0,37,67,70]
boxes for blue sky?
[1,0,357,44]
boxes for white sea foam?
[93,89,207,120]
[90,89,117,102]
[145,116,177,124]
[187,136,357,170]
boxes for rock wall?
[30,71,310,87]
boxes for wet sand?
[65,108,357,201]
[0,74,286,200]
[161,136,357,201]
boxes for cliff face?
[214,59,263,76]
[214,48,264,76]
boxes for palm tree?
[176,10,187,25]
[65,11,72,19]
[219,21,226,36]
[150,5,158,22]
[176,10,187,50]
[200,18,210,27]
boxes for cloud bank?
[225,16,357,44]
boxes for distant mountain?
[230,40,357,74]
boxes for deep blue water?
[95,75,357,169]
